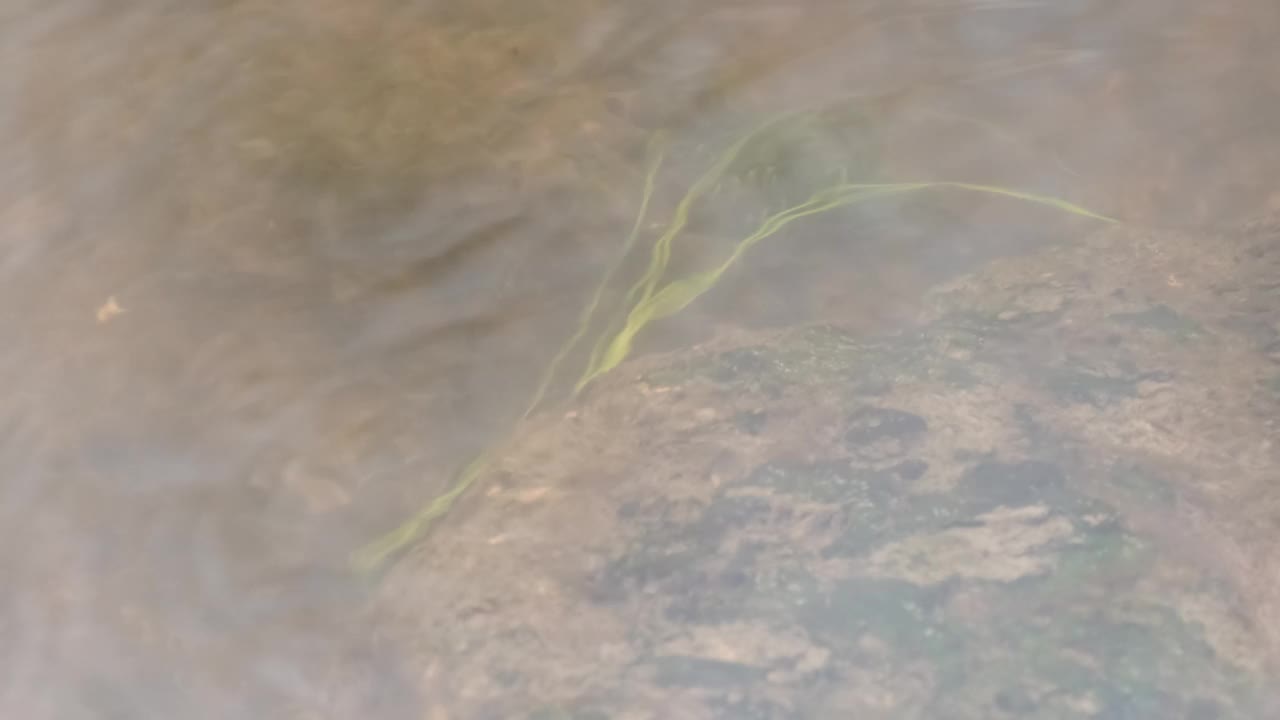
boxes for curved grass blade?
[521,132,669,421]
[352,454,490,572]
[577,181,1113,387]
[354,100,1118,571]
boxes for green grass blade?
[521,133,668,421]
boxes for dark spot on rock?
[994,688,1037,714]
[959,461,1067,509]
[664,577,748,624]
[800,578,948,655]
[844,407,928,460]
[953,448,993,462]
[710,697,795,720]
[701,494,775,535]
[1110,463,1178,506]
[604,96,627,117]
[742,460,902,505]
[940,364,980,388]
[845,407,928,444]
[711,348,773,383]
[1109,304,1201,338]
[1186,698,1222,720]
[615,496,703,526]
[1012,403,1057,451]
[1046,368,1138,407]
[1263,338,1280,363]
[891,460,929,481]
[733,410,768,435]
[592,538,704,604]
[661,543,802,624]
[491,667,522,689]
[651,656,765,689]
[852,378,895,396]
[1267,374,1280,395]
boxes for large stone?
[376,216,1280,718]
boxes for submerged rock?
[377,216,1280,718]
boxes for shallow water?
[2,1,1278,717]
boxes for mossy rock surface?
[377,216,1280,718]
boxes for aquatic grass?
[354,455,490,572]
[581,110,813,362]
[577,184,911,388]
[577,180,1113,387]
[353,106,1117,572]
[580,106,852,386]
[523,132,669,421]
[353,134,669,573]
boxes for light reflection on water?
[2,1,1278,717]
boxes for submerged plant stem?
[523,133,669,421]
[578,181,1114,387]
[354,107,1117,572]
[352,455,490,572]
